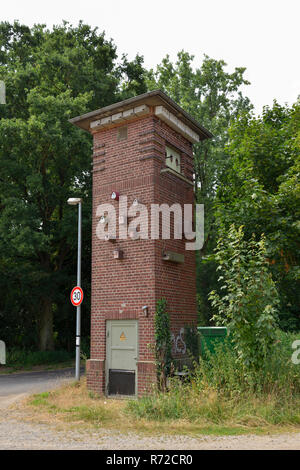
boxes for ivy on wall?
[154,298,172,391]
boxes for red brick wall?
[87,111,197,396]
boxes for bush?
[127,330,300,427]
[6,348,73,369]
[196,330,300,396]
[209,225,279,371]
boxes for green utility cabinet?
[197,327,228,358]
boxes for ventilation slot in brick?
[117,126,128,141]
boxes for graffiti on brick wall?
[171,328,186,355]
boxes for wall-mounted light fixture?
[142,305,149,317]
[111,191,120,201]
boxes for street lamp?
[67,197,82,381]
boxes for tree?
[215,100,300,330]
[147,51,252,322]
[147,51,252,223]
[209,225,279,370]
[0,21,147,350]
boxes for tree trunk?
[38,297,54,351]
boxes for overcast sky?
[2,0,299,114]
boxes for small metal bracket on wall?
[162,251,184,264]
[105,234,116,242]
[113,248,124,259]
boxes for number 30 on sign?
[70,286,84,307]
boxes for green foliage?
[147,51,252,238]
[147,51,253,318]
[127,331,300,428]
[0,20,298,352]
[29,392,113,423]
[64,405,112,423]
[215,101,300,330]
[154,298,172,391]
[209,225,279,370]
[5,348,73,369]
[195,331,300,396]
[0,21,147,350]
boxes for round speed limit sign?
[70,286,84,307]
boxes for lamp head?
[67,197,82,206]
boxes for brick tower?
[70,90,211,396]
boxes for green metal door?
[106,320,138,396]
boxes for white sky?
[2,0,300,114]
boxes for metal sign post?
[68,197,83,381]
[75,200,82,381]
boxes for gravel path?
[0,406,299,450]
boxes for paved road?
[0,368,84,405]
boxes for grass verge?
[22,330,300,437]
[24,378,300,437]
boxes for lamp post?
[67,197,82,381]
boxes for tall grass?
[127,330,300,427]
[196,330,300,396]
